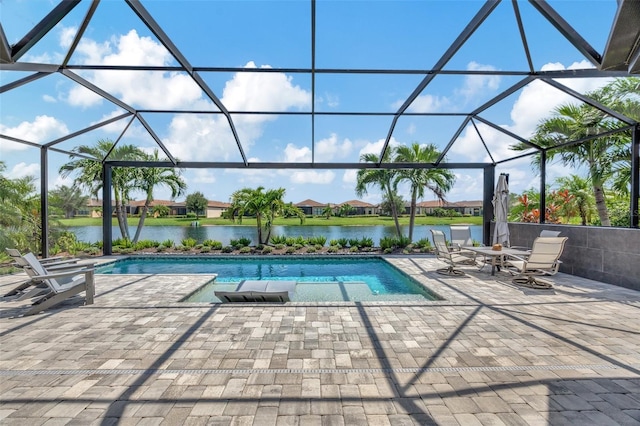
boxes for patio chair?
[430,229,475,276]
[3,249,84,299]
[449,225,480,264]
[502,236,568,289]
[19,252,95,316]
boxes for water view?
[69,224,483,246]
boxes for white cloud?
[43,94,57,103]
[0,115,69,151]
[10,162,39,179]
[315,133,353,161]
[163,62,311,161]
[358,137,400,157]
[457,61,501,103]
[191,169,216,184]
[289,170,335,184]
[284,144,312,162]
[342,170,358,184]
[405,94,449,113]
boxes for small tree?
[186,192,208,219]
[322,204,333,219]
[152,204,170,218]
[48,184,88,218]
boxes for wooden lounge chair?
[503,236,568,289]
[3,248,85,299]
[19,252,95,316]
[431,229,475,276]
[215,280,295,303]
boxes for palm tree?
[529,100,613,226]
[554,175,595,225]
[49,184,89,219]
[229,187,304,244]
[59,139,143,239]
[0,162,41,252]
[322,204,333,219]
[131,149,186,243]
[393,143,456,241]
[356,151,403,238]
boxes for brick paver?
[1,255,639,424]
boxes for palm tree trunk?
[256,215,263,244]
[132,196,152,244]
[408,188,417,242]
[385,184,402,238]
[593,184,610,226]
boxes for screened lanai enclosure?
[1,0,639,256]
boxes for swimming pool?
[98,256,441,302]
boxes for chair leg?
[512,275,553,289]
[436,266,465,276]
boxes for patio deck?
[1,256,639,425]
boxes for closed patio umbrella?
[492,174,510,246]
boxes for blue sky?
[0,0,619,206]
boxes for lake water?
[68,224,483,246]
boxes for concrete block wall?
[501,222,640,291]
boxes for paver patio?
[1,255,639,425]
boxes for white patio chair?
[503,236,568,289]
[431,229,475,276]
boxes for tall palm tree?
[355,151,403,238]
[131,150,186,243]
[229,187,304,244]
[393,143,455,241]
[59,139,143,239]
[530,101,613,226]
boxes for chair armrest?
[38,258,81,267]
[29,267,95,281]
[503,254,528,263]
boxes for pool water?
[98,256,440,302]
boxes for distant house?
[415,200,483,216]
[337,200,377,215]
[206,200,230,218]
[295,199,328,216]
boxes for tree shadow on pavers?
[98,304,221,424]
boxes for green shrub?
[314,244,323,250]
[270,235,287,245]
[222,246,234,253]
[349,246,359,252]
[383,248,393,254]
[230,237,251,248]
[329,239,340,247]
[156,246,165,252]
[181,238,197,248]
[113,237,133,248]
[83,247,100,256]
[161,239,174,248]
[239,246,252,253]
[275,244,285,250]
[327,246,339,253]
[380,236,396,250]
[200,246,211,253]
[348,238,359,248]
[306,247,316,253]
[308,236,327,246]
[359,236,373,248]
[262,245,273,254]
[414,238,432,249]
[285,246,296,254]
[336,238,348,247]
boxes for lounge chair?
[430,229,475,276]
[449,225,473,250]
[19,252,95,316]
[503,236,568,289]
[215,280,295,303]
[3,249,84,299]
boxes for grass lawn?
[59,215,483,227]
